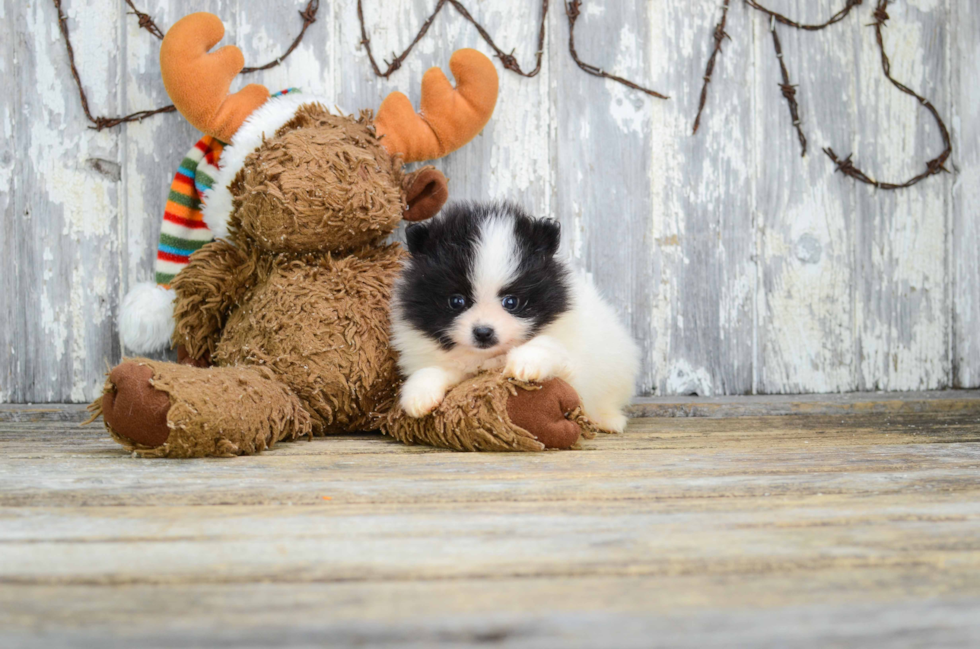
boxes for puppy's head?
[398,202,570,355]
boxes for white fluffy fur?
[527,275,639,432]
[201,92,337,240]
[392,214,639,431]
[472,216,519,294]
[119,282,176,353]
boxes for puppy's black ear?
[405,223,430,255]
[532,219,561,256]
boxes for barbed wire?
[53,0,320,131]
[58,0,660,133]
[565,1,668,99]
[55,0,951,191]
[768,18,807,156]
[693,0,730,134]
[123,0,163,39]
[693,0,951,188]
[358,0,549,79]
[823,0,952,189]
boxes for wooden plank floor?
[2,394,980,648]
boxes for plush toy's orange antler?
[374,49,499,163]
[160,13,269,142]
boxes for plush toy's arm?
[170,239,259,360]
[384,372,598,452]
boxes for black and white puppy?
[391,201,638,432]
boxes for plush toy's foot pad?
[100,361,172,448]
[90,359,312,458]
[507,378,583,450]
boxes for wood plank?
[7,389,980,423]
[646,0,756,396]
[0,0,123,402]
[852,0,951,390]
[951,0,980,387]
[3,0,974,401]
[3,572,979,626]
[2,406,980,646]
[753,0,858,393]
[5,410,980,459]
[3,483,980,583]
[551,1,664,395]
[2,452,980,590]
[0,0,18,401]
[629,389,980,417]
[3,410,980,507]
[2,582,978,649]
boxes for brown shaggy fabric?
[384,373,598,452]
[171,239,264,360]
[166,106,410,438]
[177,344,211,367]
[215,244,405,434]
[232,106,405,254]
[91,358,311,458]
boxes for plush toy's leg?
[384,373,598,452]
[88,359,311,458]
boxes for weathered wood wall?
[0,0,975,402]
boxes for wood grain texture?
[2,404,980,646]
[951,0,979,388]
[753,0,858,394]
[649,0,755,396]
[7,388,980,422]
[2,584,979,648]
[0,0,974,401]
[851,0,951,391]
[1,0,123,402]
[552,2,660,394]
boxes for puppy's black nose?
[472,326,497,346]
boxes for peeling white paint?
[39,248,68,365]
[607,25,649,135]
[951,0,980,387]
[666,359,714,396]
[489,68,552,198]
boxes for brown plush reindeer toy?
[89,13,595,458]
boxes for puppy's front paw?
[504,343,569,383]
[400,370,450,418]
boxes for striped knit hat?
[154,135,224,286]
[119,89,309,353]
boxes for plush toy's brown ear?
[402,166,449,222]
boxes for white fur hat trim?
[119,282,176,353]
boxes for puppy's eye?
[449,295,467,310]
[501,295,519,312]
